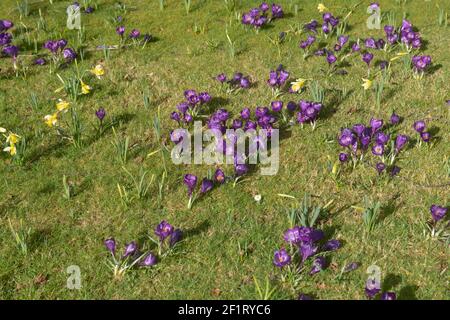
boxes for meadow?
[0,0,449,300]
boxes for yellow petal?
[90,64,105,78]
[317,4,328,12]
[81,80,92,94]
[56,100,70,112]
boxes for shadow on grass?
[398,284,419,300]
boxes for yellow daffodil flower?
[362,78,372,90]
[3,144,17,156]
[44,113,58,127]
[81,80,92,95]
[290,78,308,92]
[90,64,105,79]
[56,99,70,112]
[317,3,328,12]
[6,133,20,145]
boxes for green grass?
[0,0,449,299]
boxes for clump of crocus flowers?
[273,225,341,276]
[43,39,77,66]
[216,72,251,92]
[170,89,212,123]
[104,221,182,279]
[337,116,409,175]
[411,55,432,79]
[242,2,283,29]
[0,19,18,70]
[267,64,289,97]
[412,120,432,145]
[183,170,225,209]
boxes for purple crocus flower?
[0,32,12,46]
[420,132,431,142]
[0,20,13,32]
[362,52,374,66]
[375,132,390,145]
[352,42,361,52]
[338,35,349,47]
[381,292,397,300]
[123,241,138,257]
[116,26,125,36]
[365,279,381,299]
[413,120,426,133]
[34,57,46,65]
[271,3,284,19]
[216,73,227,83]
[326,52,337,64]
[240,108,251,119]
[273,248,291,267]
[104,238,116,253]
[430,205,447,222]
[260,2,269,12]
[283,227,302,244]
[370,118,383,134]
[240,77,250,89]
[310,256,326,275]
[339,152,349,162]
[235,164,248,176]
[299,242,318,262]
[352,124,366,137]
[338,129,356,147]
[214,168,225,184]
[168,229,182,247]
[129,29,141,39]
[155,220,174,241]
[200,178,213,194]
[287,101,297,112]
[2,45,18,58]
[85,6,94,14]
[322,239,341,251]
[372,143,385,157]
[376,162,386,174]
[395,134,408,152]
[199,92,211,104]
[184,174,197,196]
[95,108,106,121]
[140,253,157,266]
[298,294,313,300]
[63,48,77,61]
[390,112,400,125]
[390,165,401,176]
[365,38,377,49]
[271,101,283,112]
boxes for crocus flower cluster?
[116,26,153,46]
[294,100,323,125]
[412,120,431,143]
[44,39,77,63]
[411,55,432,73]
[242,3,283,28]
[170,89,212,123]
[216,72,251,91]
[321,12,339,35]
[400,19,422,49]
[183,171,225,209]
[154,220,182,254]
[267,64,289,89]
[104,238,156,279]
[274,225,341,276]
[338,116,409,174]
[104,221,182,279]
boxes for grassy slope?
[0,0,449,299]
